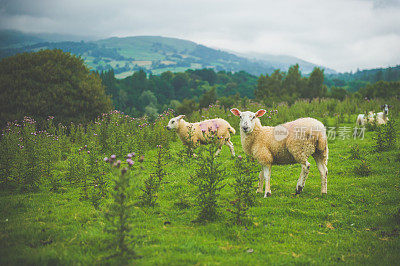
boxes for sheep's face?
[230,108,266,134]
[381,104,390,115]
[166,115,185,130]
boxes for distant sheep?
[376,104,391,123]
[166,115,236,156]
[356,104,391,126]
[231,108,328,197]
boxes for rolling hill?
[0,30,335,78]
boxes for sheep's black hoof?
[264,192,271,198]
[295,186,303,194]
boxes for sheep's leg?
[215,148,222,156]
[296,161,310,194]
[226,140,235,156]
[256,170,263,193]
[263,165,272,198]
[315,156,328,195]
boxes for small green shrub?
[139,145,168,207]
[354,160,372,176]
[103,154,137,261]
[227,155,259,225]
[349,144,362,160]
[373,118,397,152]
[190,130,226,222]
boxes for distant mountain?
[0,30,335,78]
[0,30,94,48]
[234,52,337,74]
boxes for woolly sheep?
[230,108,328,197]
[376,104,391,123]
[166,115,236,156]
[356,104,391,126]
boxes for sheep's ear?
[255,109,267,117]
[230,108,241,117]
[177,115,185,120]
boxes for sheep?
[230,108,328,197]
[376,104,391,123]
[356,112,375,126]
[166,115,236,156]
[356,104,391,126]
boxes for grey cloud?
[0,0,399,72]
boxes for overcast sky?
[1,0,399,72]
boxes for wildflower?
[126,159,134,167]
[110,154,116,161]
[87,151,90,154]
[113,160,121,168]
[237,155,242,161]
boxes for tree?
[199,86,217,109]
[0,49,112,127]
[306,67,326,98]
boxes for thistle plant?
[349,144,362,160]
[354,159,372,176]
[189,130,226,222]
[373,118,397,152]
[139,145,168,207]
[103,154,137,260]
[227,155,259,225]
[183,125,196,160]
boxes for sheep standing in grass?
[230,108,328,197]
[356,105,391,126]
[166,115,236,156]
[376,104,391,123]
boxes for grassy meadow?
[1,98,400,265]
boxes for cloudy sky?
[1,0,399,72]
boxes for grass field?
[1,116,399,265]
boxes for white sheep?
[356,104,391,126]
[230,108,328,197]
[166,115,236,156]
[376,104,391,123]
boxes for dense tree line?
[101,63,400,118]
[100,68,257,118]
[0,49,112,127]
[255,65,329,104]
[325,65,400,92]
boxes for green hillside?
[0,31,332,78]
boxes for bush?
[139,145,168,207]
[189,130,226,222]
[354,160,372,176]
[227,155,259,225]
[103,155,137,260]
[373,118,397,152]
[0,49,112,127]
[349,144,362,160]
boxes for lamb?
[230,108,328,197]
[166,115,236,156]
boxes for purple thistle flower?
[113,160,121,168]
[110,154,116,161]
[237,155,242,161]
[126,159,134,167]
